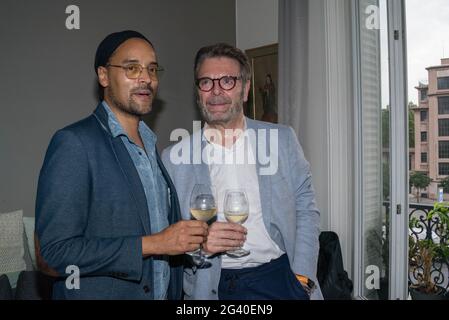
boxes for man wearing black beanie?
[35,30,208,300]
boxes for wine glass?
[223,189,250,258]
[188,184,217,267]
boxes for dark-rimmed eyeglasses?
[106,63,164,80]
[196,76,242,92]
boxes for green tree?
[383,162,389,200]
[382,107,390,148]
[408,102,416,148]
[410,171,432,203]
[381,103,415,148]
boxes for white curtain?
[278,0,328,221]
[277,0,356,296]
[278,5,326,301]
[278,0,309,137]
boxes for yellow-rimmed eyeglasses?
[107,63,164,80]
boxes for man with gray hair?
[162,43,322,300]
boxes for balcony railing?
[383,202,449,292]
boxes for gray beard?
[198,90,244,125]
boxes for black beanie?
[94,30,153,75]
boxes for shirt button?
[138,152,142,155]
[143,285,150,293]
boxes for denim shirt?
[102,101,170,299]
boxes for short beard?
[197,89,244,125]
[107,86,153,117]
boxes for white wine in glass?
[224,212,248,224]
[188,184,217,267]
[190,208,217,222]
[224,189,250,258]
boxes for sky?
[406,0,449,104]
[379,0,449,107]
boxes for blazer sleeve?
[35,129,143,281]
[286,127,321,280]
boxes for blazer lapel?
[156,149,181,224]
[93,104,151,235]
[192,130,213,186]
[247,118,273,229]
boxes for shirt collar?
[101,101,157,146]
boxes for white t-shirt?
[203,125,284,269]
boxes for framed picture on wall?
[245,43,278,123]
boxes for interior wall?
[236,0,278,51]
[0,0,236,217]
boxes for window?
[438,77,449,90]
[420,110,427,121]
[421,89,428,101]
[439,163,449,175]
[438,96,449,114]
[421,131,428,142]
[439,119,449,136]
[421,193,428,199]
[421,152,427,163]
[439,141,449,158]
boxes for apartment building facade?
[412,58,449,200]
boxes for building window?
[421,89,428,101]
[421,131,428,142]
[438,96,449,114]
[439,119,449,136]
[439,163,449,175]
[420,110,428,121]
[439,141,449,158]
[438,77,449,90]
[421,152,427,163]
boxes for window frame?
[421,152,427,163]
[439,141,449,159]
[438,96,449,115]
[420,110,427,121]
[421,131,428,142]
[439,162,449,176]
[439,119,449,137]
[437,77,449,90]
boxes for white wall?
[236,0,278,51]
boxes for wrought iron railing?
[408,203,449,291]
[384,202,449,291]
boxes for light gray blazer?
[161,117,323,300]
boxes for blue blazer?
[162,118,323,300]
[35,104,183,300]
